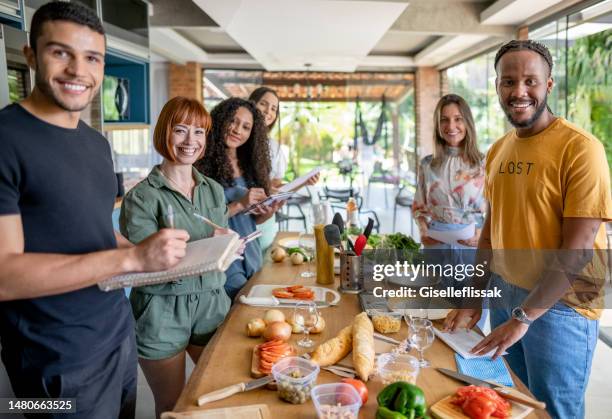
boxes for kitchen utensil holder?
[339,252,363,294]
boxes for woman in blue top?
[196,98,282,299]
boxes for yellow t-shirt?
[485,118,612,319]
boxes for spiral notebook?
[98,233,242,291]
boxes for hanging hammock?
[354,95,389,152]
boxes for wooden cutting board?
[430,395,533,419]
[250,343,296,378]
[161,404,271,419]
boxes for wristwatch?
[511,306,533,325]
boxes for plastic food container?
[377,352,420,385]
[272,356,320,404]
[370,310,402,334]
[311,383,362,419]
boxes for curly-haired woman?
[196,97,282,299]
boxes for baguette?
[309,325,352,367]
[352,312,375,381]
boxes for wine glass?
[402,308,427,331]
[294,301,319,348]
[408,318,435,367]
[299,232,315,277]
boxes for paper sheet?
[427,223,475,245]
[239,191,294,215]
[279,168,321,193]
[434,328,507,359]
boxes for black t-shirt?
[0,104,133,375]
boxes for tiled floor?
[0,183,610,419]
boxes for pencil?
[193,212,224,230]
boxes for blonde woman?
[412,94,486,249]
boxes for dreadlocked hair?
[494,40,553,75]
[195,97,271,195]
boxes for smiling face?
[439,103,466,147]
[170,123,206,164]
[255,91,279,128]
[26,20,105,112]
[225,106,253,149]
[496,50,553,129]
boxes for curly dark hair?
[30,1,104,52]
[494,40,553,76]
[196,98,271,194]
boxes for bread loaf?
[310,325,352,367]
[352,312,375,381]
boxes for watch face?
[512,307,523,318]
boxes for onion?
[270,247,286,262]
[263,321,292,342]
[246,318,266,337]
[263,309,285,325]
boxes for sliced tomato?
[462,395,497,419]
[293,295,314,301]
[287,285,306,292]
[260,339,284,347]
[452,386,510,419]
[265,346,289,355]
[260,352,279,363]
[273,290,294,299]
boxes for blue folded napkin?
[454,354,514,387]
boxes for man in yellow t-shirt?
[444,40,612,419]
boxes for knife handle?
[494,386,546,410]
[197,383,246,406]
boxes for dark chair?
[321,186,381,233]
[318,185,362,207]
[393,183,415,235]
[276,189,311,231]
[367,161,401,208]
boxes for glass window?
[106,128,158,189]
[203,69,416,184]
[7,67,28,103]
[446,52,507,148]
[531,0,612,171]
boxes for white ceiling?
[149,0,580,71]
[194,0,409,72]
[481,0,569,25]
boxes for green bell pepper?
[377,382,427,418]
[376,406,408,419]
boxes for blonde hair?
[432,94,483,168]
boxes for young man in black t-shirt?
[0,3,190,418]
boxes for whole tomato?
[340,378,368,404]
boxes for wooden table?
[175,233,549,418]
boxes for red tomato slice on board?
[272,289,294,299]
[461,395,498,419]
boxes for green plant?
[567,29,612,174]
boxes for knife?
[197,375,274,406]
[436,368,546,410]
[239,295,334,308]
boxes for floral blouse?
[412,147,486,226]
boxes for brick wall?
[517,26,529,40]
[415,67,441,159]
[169,62,202,102]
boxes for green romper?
[119,166,231,360]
